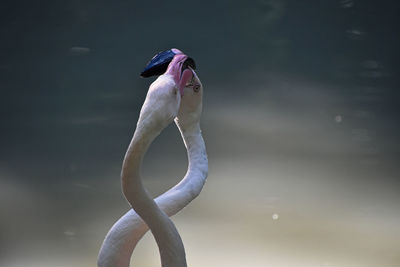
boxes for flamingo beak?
[165,54,196,97]
[140,48,196,78]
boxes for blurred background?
[0,0,399,266]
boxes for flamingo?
[98,49,208,267]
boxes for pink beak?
[165,54,194,97]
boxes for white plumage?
[98,58,207,267]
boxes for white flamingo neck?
[183,123,208,176]
[121,119,187,267]
[172,122,208,199]
[98,120,208,267]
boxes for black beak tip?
[140,49,176,78]
[140,49,196,78]
[184,57,196,70]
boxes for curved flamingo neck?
[121,119,187,267]
[171,122,208,199]
[97,121,208,267]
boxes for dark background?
[1,1,399,266]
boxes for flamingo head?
[141,48,196,97]
[138,49,201,131]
